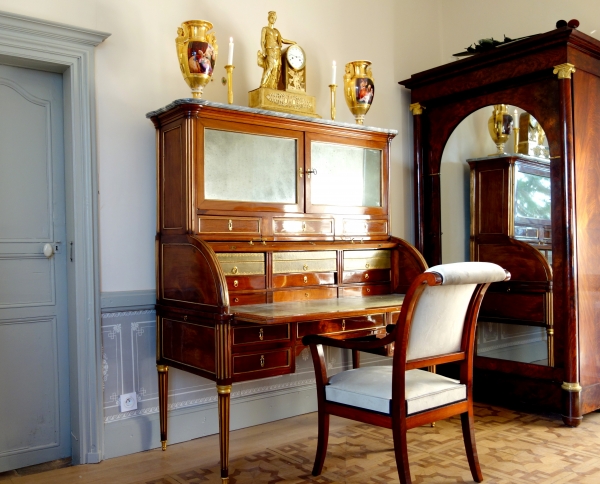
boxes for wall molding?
[0,9,110,465]
[101,290,155,311]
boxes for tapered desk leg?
[217,384,232,483]
[157,365,169,450]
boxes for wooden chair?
[303,261,510,484]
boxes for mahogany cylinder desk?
[147,100,427,482]
[400,24,600,426]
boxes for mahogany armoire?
[400,24,600,426]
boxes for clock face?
[286,45,305,70]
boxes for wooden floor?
[2,404,600,483]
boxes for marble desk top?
[146,98,398,136]
[230,293,405,324]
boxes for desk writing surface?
[230,294,405,324]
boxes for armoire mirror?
[440,105,552,367]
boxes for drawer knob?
[305,292,309,298]
[259,328,264,341]
[228,219,233,231]
[303,276,308,283]
[364,273,370,280]
[302,221,306,232]
[303,264,309,271]
[233,279,239,288]
[365,263,370,269]
[234,297,239,303]
[342,319,346,331]
[366,288,371,293]
[183,315,188,322]
[260,355,265,368]
[232,266,238,274]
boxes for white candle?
[227,37,234,65]
[514,109,518,124]
[331,61,336,85]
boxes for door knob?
[43,243,54,258]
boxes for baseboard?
[103,384,317,459]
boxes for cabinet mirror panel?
[310,142,381,207]
[204,128,297,204]
[440,105,552,367]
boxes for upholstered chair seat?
[326,366,466,415]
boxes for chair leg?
[460,409,483,483]
[312,411,330,476]
[392,423,412,484]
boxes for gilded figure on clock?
[257,11,295,89]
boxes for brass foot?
[431,422,435,428]
[161,440,167,451]
[221,478,229,483]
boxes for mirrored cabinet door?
[305,133,388,215]
[198,120,304,213]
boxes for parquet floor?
[3,404,600,483]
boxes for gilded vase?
[343,60,375,125]
[487,104,513,155]
[175,20,218,98]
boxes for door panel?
[0,64,70,471]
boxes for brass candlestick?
[513,125,520,153]
[224,65,234,104]
[329,84,337,120]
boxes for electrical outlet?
[119,392,138,413]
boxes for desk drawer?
[233,324,290,345]
[273,251,337,273]
[217,252,265,276]
[230,292,267,306]
[340,284,390,297]
[342,218,388,236]
[297,314,385,338]
[199,216,261,235]
[342,269,390,284]
[233,348,291,375]
[272,272,335,288]
[273,287,337,302]
[273,217,334,236]
[226,275,266,291]
[343,249,391,271]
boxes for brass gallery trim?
[561,381,582,392]
[553,63,576,79]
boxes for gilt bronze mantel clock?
[248,11,319,118]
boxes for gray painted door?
[0,64,70,471]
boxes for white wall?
[0,0,444,292]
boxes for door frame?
[0,10,109,464]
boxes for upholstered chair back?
[405,262,508,362]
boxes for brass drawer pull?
[231,266,238,274]
[183,315,188,322]
[364,222,368,232]
[233,279,239,287]
[365,263,370,269]
[342,319,346,331]
[259,328,264,341]
[260,355,265,368]
[228,219,233,231]
[302,221,306,232]
[305,292,309,298]
[234,297,239,303]
[303,264,309,271]
[303,276,308,283]
[366,288,371,293]
[364,273,369,280]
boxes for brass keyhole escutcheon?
[342,319,346,331]
[364,222,368,232]
[232,266,238,274]
[365,263,370,269]
[366,288,371,293]
[305,293,309,298]
[228,219,233,231]
[234,297,239,303]
[233,279,239,287]
[303,276,308,283]
[260,355,265,368]
[302,221,306,232]
[364,273,370,280]
[183,315,188,321]
[303,264,308,271]
[259,328,264,340]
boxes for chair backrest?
[404,262,508,361]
